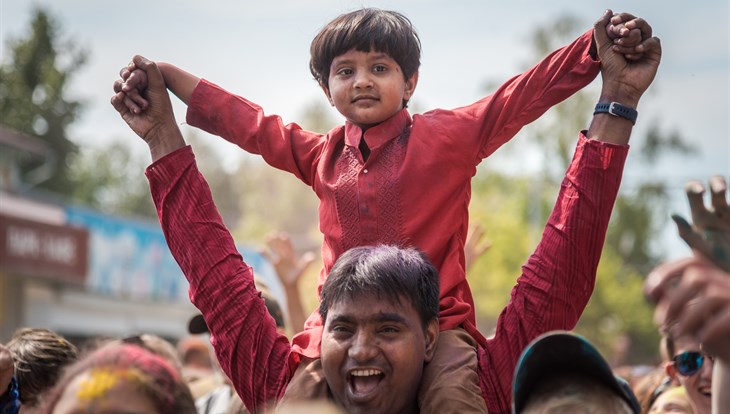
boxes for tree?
[0,8,87,194]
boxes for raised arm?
[112,56,293,411]
[478,11,662,413]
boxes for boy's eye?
[336,68,353,76]
[373,65,388,73]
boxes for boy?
[118,8,646,411]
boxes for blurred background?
[0,0,728,367]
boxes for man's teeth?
[351,369,382,377]
[699,386,712,396]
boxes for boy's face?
[320,292,437,414]
[666,336,713,414]
[323,49,418,130]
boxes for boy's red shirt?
[185,30,599,358]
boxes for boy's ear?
[423,319,439,363]
[320,82,334,106]
[403,72,419,101]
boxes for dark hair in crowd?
[309,8,422,93]
[42,343,197,414]
[7,328,79,407]
[319,245,440,328]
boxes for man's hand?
[593,10,662,107]
[672,176,730,272]
[111,55,185,161]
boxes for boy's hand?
[113,61,150,114]
[607,12,649,61]
[672,176,730,272]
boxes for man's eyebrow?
[373,312,409,325]
[328,312,410,325]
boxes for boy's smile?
[320,293,437,414]
[324,49,417,131]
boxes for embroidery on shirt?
[333,128,409,253]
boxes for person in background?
[647,382,695,414]
[4,328,78,412]
[645,176,730,414]
[0,344,19,414]
[40,343,196,414]
[511,331,641,413]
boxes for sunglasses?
[672,351,714,377]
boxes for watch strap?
[594,102,638,125]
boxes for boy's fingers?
[624,17,652,39]
[685,180,710,226]
[709,175,730,220]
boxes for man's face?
[320,293,438,414]
[323,49,417,130]
[667,336,713,414]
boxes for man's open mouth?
[348,368,385,399]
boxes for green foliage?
[68,140,155,217]
[0,7,87,194]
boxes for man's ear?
[403,72,419,101]
[320,82,334,106]
[665,361,681,386]
[423,319,439,363]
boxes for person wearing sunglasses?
[645,176,730,414]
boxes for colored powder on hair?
[76,367,147,402]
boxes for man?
[511,331,640,413]
[111,10,661,412]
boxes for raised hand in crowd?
[261,232,316,335]
[464,223,491,272]
[672,175,730,272]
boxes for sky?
[1,0,729,260]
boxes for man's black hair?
[319,245,439,328]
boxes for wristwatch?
[593,102,638,125]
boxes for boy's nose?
[353,72,373,89]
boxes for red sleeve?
[186,79,326,186]
[146,146,296,412]
[478,133,629,413]
[429,29,599,163]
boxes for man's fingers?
[593,9,613,46]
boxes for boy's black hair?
[319,245,439,329]
[310,8,421,91]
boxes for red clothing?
[147,134,627,413]
[186,30,599,358]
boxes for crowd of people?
[1,6,727,414]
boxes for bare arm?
[157,62,200,105]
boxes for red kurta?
[147,133,627,413]
[185,30,600,358]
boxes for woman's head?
[43,344,196,414]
